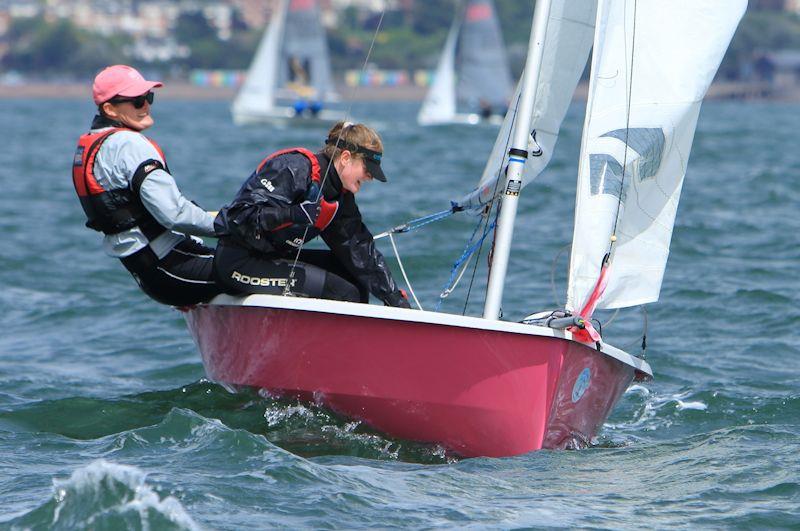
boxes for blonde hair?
[322,121,383,160]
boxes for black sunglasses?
[109,92,154,109]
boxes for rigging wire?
[387,232,423,310]
[608,0,638,250]
[282,9,387,295]
[462,89,523,315]
[621,306,648,358]
[550,243,571,308]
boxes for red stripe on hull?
[186,305,635,457]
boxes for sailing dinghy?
[232,0,344,126]
[417,0,513,126]
[188,0,745,457]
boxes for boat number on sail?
[572,368,591,403]
[505,180,521,196]
[590,128,665,200]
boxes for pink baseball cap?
[92,65,163,105]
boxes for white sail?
[566,0,747,312]
[457,0,513,110]
[417,0,512,126]
[279,0,337,102]
[232,0,287,119]
[456,0,597,211]
[417,15,460,125]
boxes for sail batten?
[566,0,748,312]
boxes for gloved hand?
[291,199,339,230]
[386,289,412,309]
[291,200,321,226]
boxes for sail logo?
[589,128,665,201]
[466,3,492,22]
[73,146,85,166]
[572,368,591,403]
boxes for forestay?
[455,0,597,211]
[566,0,747,312]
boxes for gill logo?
[589,128,665,201]
[260,179,275,192]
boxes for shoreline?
[1,81,798,102]
[0,82,427,102]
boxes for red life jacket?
[256,148,339,251]
[72,128,168,237]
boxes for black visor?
[326,138,386,182]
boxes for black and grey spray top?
[214,150,406,306]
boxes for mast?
[483,0,553,320]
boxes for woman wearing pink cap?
[71,65,222,307]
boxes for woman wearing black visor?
[213,121,410,308]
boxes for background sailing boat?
[232,0,343,125]
[418,0,513,126]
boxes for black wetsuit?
[213,151,409,307]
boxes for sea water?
[0,98,798,529]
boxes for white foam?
[676,400,708,411]
[51,459,201,530]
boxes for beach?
[1,80,798,101]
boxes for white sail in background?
[232,0,287,118]
[232,0,340,124]
[566,0,747,312]
[417,15,460,125]
[417,0,512,126]
[456,0,597,211]
[457,0,512,111]
[279,0,337,102]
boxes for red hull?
[186,298,650,457]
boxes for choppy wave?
[6,460,199,530]
[1,99,799,528]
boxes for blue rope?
[435,215,496,311]
[377,206,458,238]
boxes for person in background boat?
[292,99,322,118]
[213,121,411,308]
[479,98,493,121]
[288,57,322,118]
[71,65,222,307]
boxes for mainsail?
[232,0,287,117]
[417,0,512,125]
[232,0,337,121]
[455,0,597,211]
[566,0,747,312]
[457,0,512,110]
[279,0,336,101]
[417,14,460,125]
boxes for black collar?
[316,153,343,198]
[91,114,125,130]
